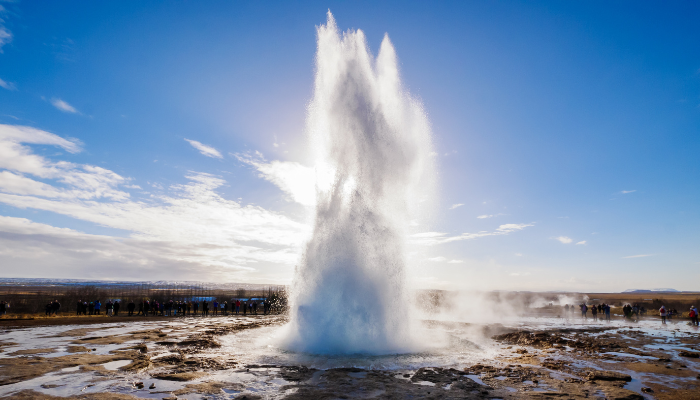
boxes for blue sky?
[0,1,698,291]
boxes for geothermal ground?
[0,312,698,400]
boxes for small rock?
[403,373,410,378]
[149,383,156,389]
[679,351,700,358]
[642,387,653,393]
[515,348,528,354]
[135,382,144,389]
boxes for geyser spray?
[283,12,435,355]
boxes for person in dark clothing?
[114,301,120,316]
[77,300,82,316]
[128,301,135,316]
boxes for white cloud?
[0,78,16,91]
[184,139,223,159]
[449,203,464,210]
[622,254,654,259]
[555,236,573,244]
[428,256,447,262]
[576,240,586,245]
[0,125,130,201]
[477,213,505,219]
[620,190,636,194]
[236,152,316,206]
[447,259,464,264]
[0,124,311,279]
[411,223,534,246]
[50,98,79,114]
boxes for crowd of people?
[563,302,699,326]
[660,305,698,325]
[66,298,277,318]
[0,300,10,315]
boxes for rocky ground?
[0,315,698,399]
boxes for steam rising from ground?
[282,12,434,354]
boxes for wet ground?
[0,314,698,399]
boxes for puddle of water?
[102,359,132,370]
[602,352,658,360]
[466,374,486,385]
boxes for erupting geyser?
[282,12,434,355]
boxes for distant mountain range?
[623,288,680,293]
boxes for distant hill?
[623,288,679,293]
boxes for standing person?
[605,304,611,321]
[94,300,101,315]
[243,301,247,316]
[128,301,135,316]
[580,303,588,319]
[222,301,227,316]
[76,300,82,316]
[236,300,240,315]
[689,306,698,326]
[203,301,209,317]
[88,301,94,315]
[213,301,218,316]
[114,301,120,316]
[591,305,598,321]
[659,305,667,324]
[193,301,199,315]
[106,300,113,316]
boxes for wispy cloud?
[411,223,534,246]
[620,190,636,194]
[555,236,573,244]
[622,254,654,259]
[576,240,586,245]
[236,151,316,206]
[477,213,505,219]
[447,259,464,264]
[449,203,464,210]
[0,78,16,91]
[0,6,12,54]
[50,98,79,114]
[427,256,446,262]
[184,139,223,159]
